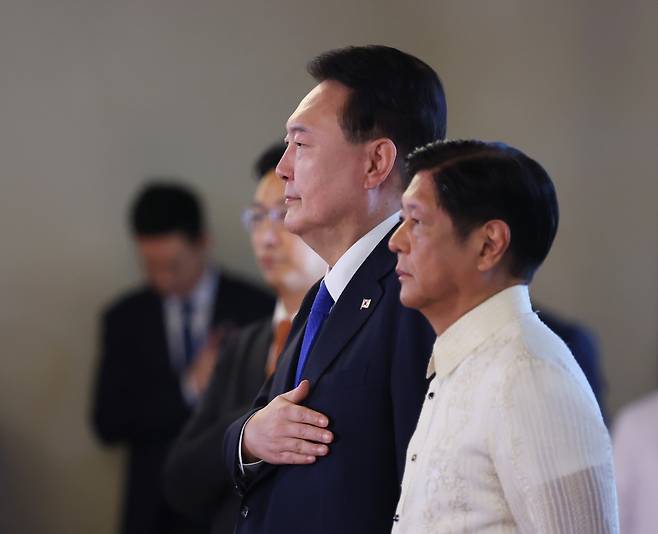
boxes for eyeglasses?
[241,205,287,230]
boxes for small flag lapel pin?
[360,298,371,310]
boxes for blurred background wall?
[0,0,655,532]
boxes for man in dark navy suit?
[92,182,274,534]
[223,46,447,533]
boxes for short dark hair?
[254,142,286,180]
[130,182,205,241]
[406,140,559,282]
[307,45,447,166]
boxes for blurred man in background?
[613,389,658,534]
[91,182,274,534]
[164,143,326,533]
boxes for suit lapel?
[210,271,226,326]
[300,230,397,387]
[246,232,397,492]
[146,290,173,370]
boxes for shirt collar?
[427,285,534,379]
[323,211,400,303]
[271,299,294,326]
[165,265,218,309]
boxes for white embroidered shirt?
[393,285,618,533]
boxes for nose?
[388,222,407,254]
[261,220,282,245]
[276,144,294,182]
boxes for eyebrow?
[286,123,310,135]
[400,198,419,211]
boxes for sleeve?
[490,354,619,534]
[163,333,245,520]
[390,306,435,482]
[563,328,605,417]
[223,373,275,494]
[91,307,189,444]
[611,409,639,534]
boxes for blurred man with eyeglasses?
[164,143,325,534]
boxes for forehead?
[137,233,196,256]
[402,171,439,209]
[286,80,350,134]
[254,171,285,204]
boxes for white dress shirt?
[163,267,218,404]
[323,210,400,302]
[393,285,618,533]
[238,211,400,473]
[613,391,658,534]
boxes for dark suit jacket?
[223,231,436,534]
[91,270,274,534]
[164,318,274,534]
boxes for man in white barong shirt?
[388,140,618,533]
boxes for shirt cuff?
[238,411,264,476]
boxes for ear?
[363,138,397,190]
[475,220,511,272]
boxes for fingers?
[273,452,317,465]
[280,381,329,427]
[286,404,329,427]
[287,422,333,444]
[208,326,226,348]
[243,381,333,465]
[281,379,311,404]
[268,438,329,465]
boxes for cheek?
[250,232,264,254]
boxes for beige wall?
[0,1,655,532]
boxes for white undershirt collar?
[323,211,400,304]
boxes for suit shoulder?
[239,317,272,337]
[220,269,274,299]
[102,286,156,322]
[219,270,274,301]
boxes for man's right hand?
[242,380,333,465]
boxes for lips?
[259,256,277,270]
[396,267,411,278]
[284,187,300,203]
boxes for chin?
[398,289,420,311]
[283,211,310,237]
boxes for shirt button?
[393,514,400,522]
[411,454,417,462]
[240,505,249,518]
[428,391,434,399]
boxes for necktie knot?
[310,280,334,319]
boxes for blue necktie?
[295,281,334,386]
[182,299,196,368]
